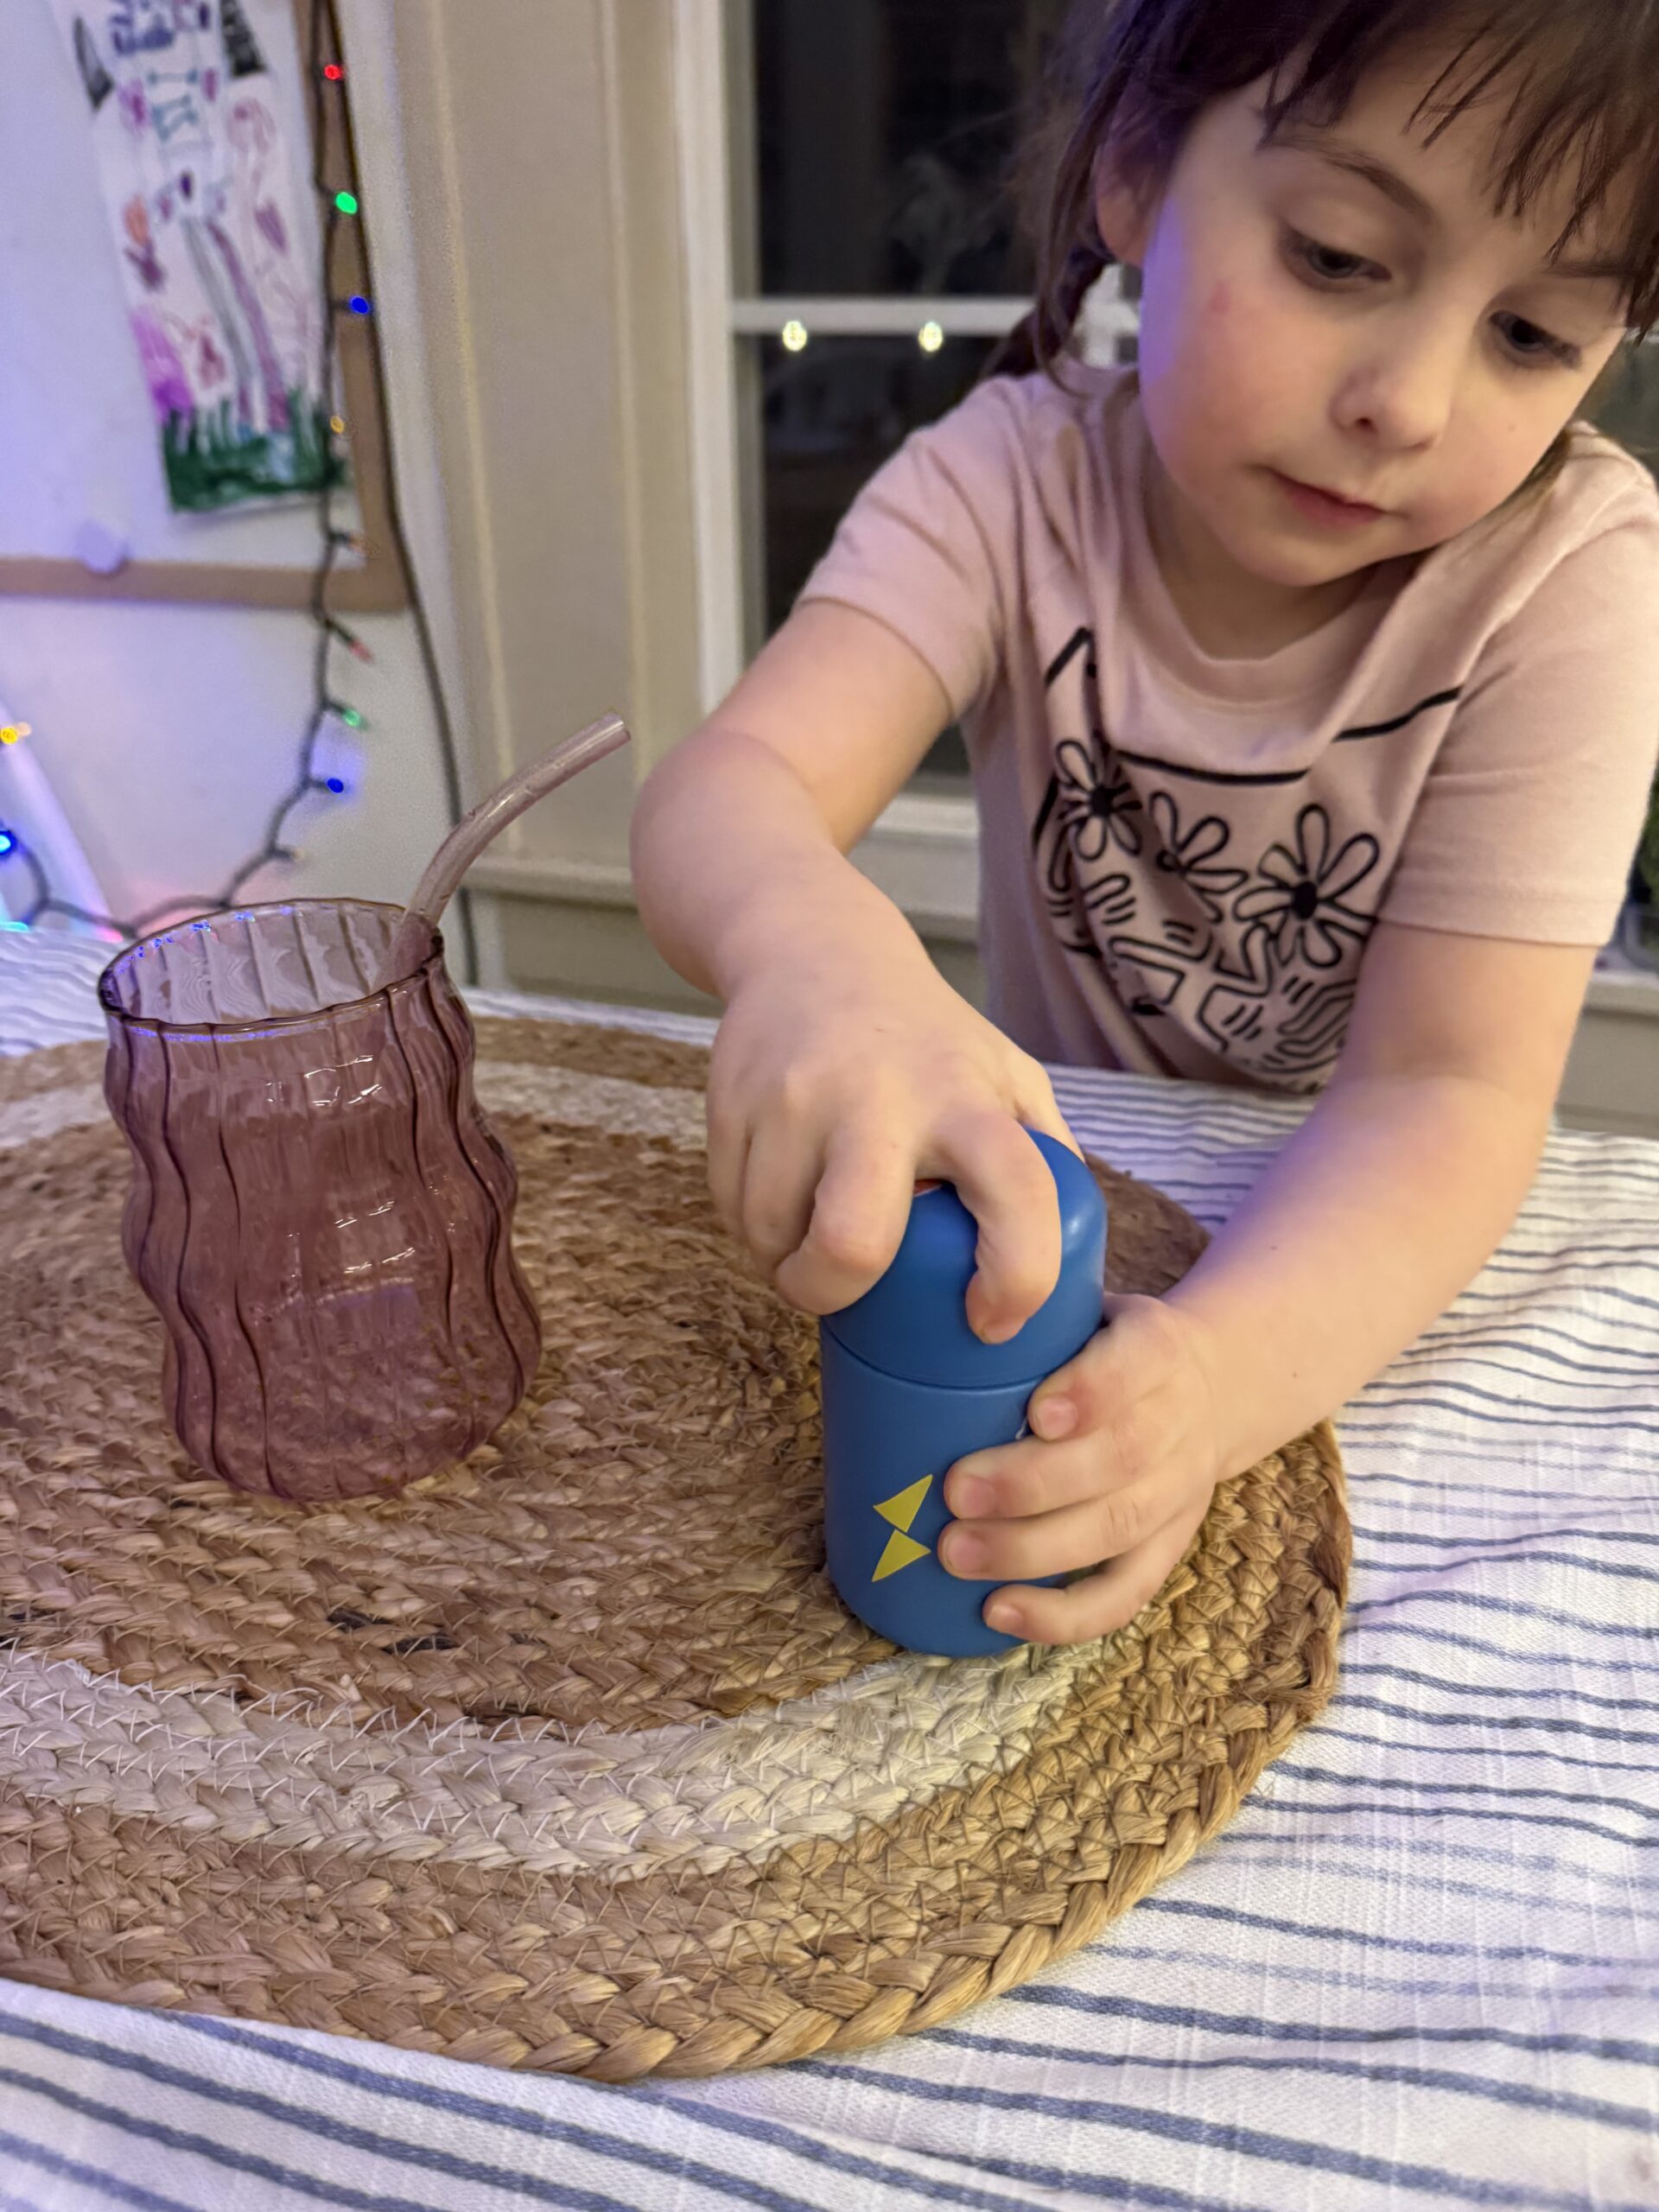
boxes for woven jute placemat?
[0,1016,1348,2081]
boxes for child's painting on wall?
[53,0,337,512]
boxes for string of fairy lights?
[0,0,473,976]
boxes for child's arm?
[631,599,1080,1336]
[941,921,1596,1643]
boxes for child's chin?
[1216,528,1372,593]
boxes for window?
[679,0,1136,817]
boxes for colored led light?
[334,191,359,216]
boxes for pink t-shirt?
[798,366,1659,1092]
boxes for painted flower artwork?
[54,0,341,511]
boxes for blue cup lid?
[823,1128,1108,1387]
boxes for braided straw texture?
[0,1018,1349,2081]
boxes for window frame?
[671,0,1135,938]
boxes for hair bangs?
[1267,4,1659,329]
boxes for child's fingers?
[1027,1296,1181,1440]
[738,1120,821,1280]
[704,1104,750,1241]
[938,1475,1169,1585]
[772,1130,916,1316]
[942,1417,1137,1523]
[1013,1075,1085,1161]
[982,1505,1204,1647]
[932,1109,1064,1342]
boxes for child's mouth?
[1270,471,1387,528]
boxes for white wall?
[0,0,459,933]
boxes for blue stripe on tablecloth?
[0,2013,827,2212]
[927,2028,1656,2129]
[782,2062,1655,2212]
[1357,1548,1659,1586]
[1075,1938,1656,2005]
[1344,1661,1659,1713]
[1268,1762,1659,1825]
[1133,1892,1640,1964]
[1362,1522,1659,1550]
[1412,1318,1659,1358]
[0,2003,1044,2212]
[1339,1620,1656,1673]
[1339,1443,1654,1485]
[3,950,1656,2212]
[1321,1724,1659,1778]
[0,2127,209,2212]
[1344,1588,1658,1636]
[0,2063,677,2212]
[632,2087,1274,2212]
[1187,1856,1659,1925]
[1333,1689,1659,1745]
[997,1983,1659,2065]
[1244,1802,1656,1850]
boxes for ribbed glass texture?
[99,899,541,1500]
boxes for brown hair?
[986,0,1659,489]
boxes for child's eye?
[1492,311,1582,372]
[1283,228,1381,287]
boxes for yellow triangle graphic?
[875,1475,932,1533]
[873,1529,931,1583]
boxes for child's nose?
[1331,318,1464,453]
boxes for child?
[631,0,1659,1647]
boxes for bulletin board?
[0,0,407,612]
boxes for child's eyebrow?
[1265,120,1634,294]
[1542,250,1634,286]
[1264,123,1438,229]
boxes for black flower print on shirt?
[1038,807,1103,956]
[1255,969,1362,1083]
[1054,734,1144,861]
[1233,804,1380,969]
[1082,871,1136,928]
[1147,791,1248,925]
[1030,625,1421,1087]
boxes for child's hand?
[706,949,1081,1338]
[938,1294,1227,1645]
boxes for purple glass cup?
[99,898,541,1500]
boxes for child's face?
[1097,52,1633,590]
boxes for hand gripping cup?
[819,1130,1108,1656]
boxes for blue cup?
[819,1129,1108,1656]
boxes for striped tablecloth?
[1,926,1655,2212]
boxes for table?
[1,926,1655,2212]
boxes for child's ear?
[1093,147,1156,270]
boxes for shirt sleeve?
[1381,502,1659,945]
[794,378,1033,723]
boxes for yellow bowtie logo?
[872,1474,932,1581]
